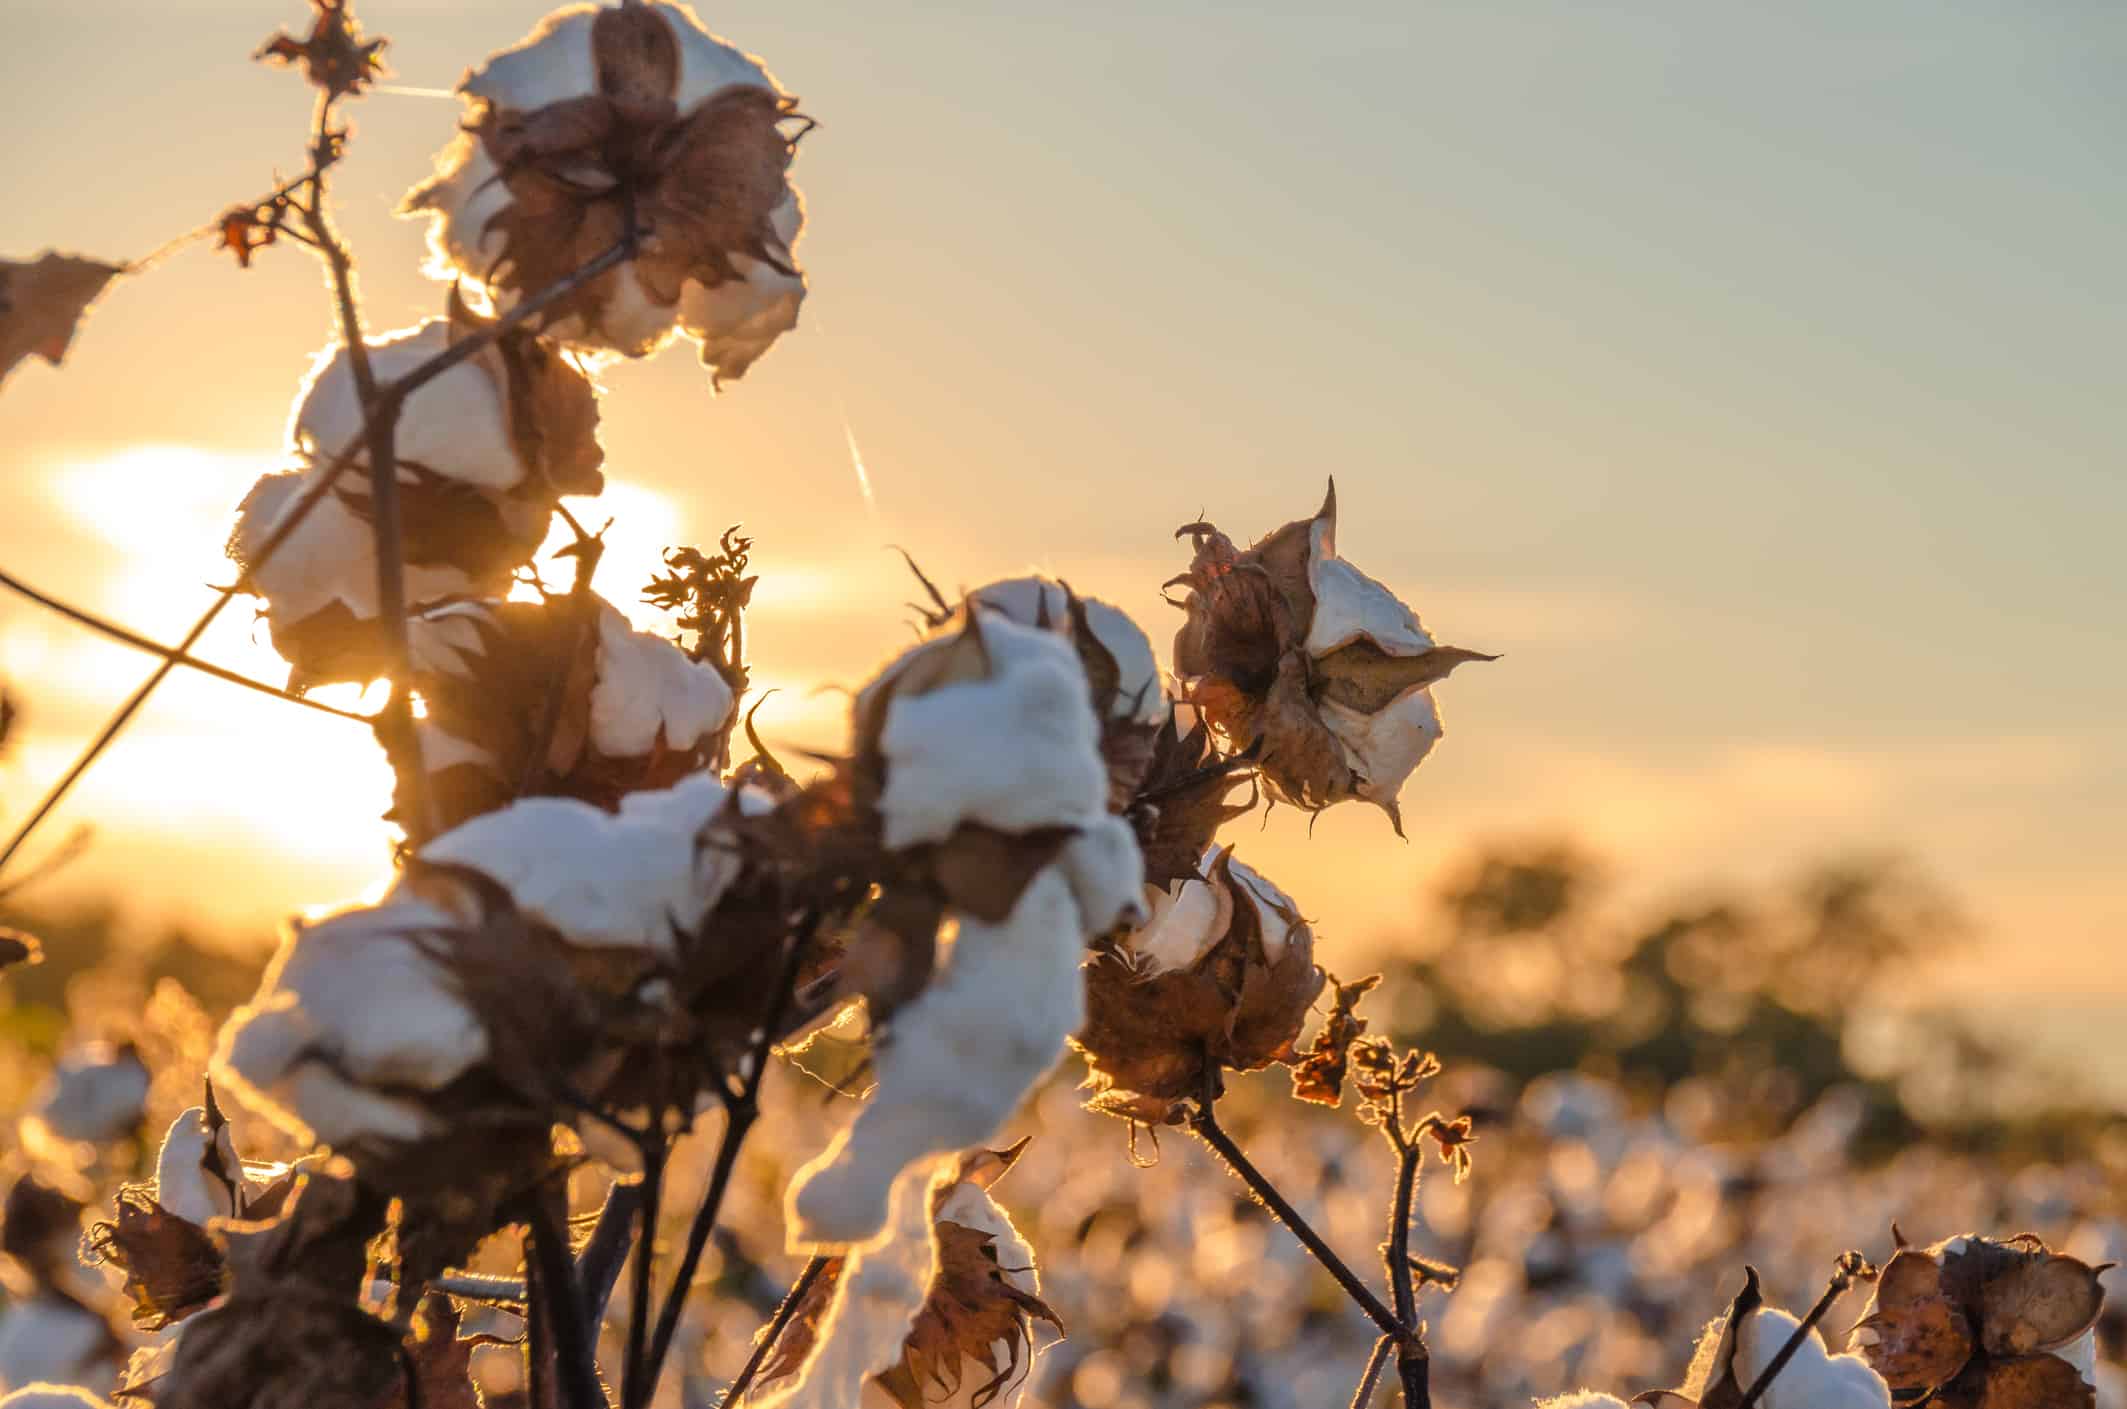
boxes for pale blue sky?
[0,3,2120,1016]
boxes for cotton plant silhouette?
[0,5,2104,1409]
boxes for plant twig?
[720,1255,830,1406]
[1349,1334,1395,1409]
[621,1133,668,1409]
[1385,1129,1430,1407]
[1185,1083,1405,1342]
[525,1195,608,1409]
[576,1180,647,1329]
[0,567,373,723]
[638,915,815,1399]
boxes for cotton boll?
[1318,688,1444,814]
[1303,509,1436,658]
[418,775,749,954]
[962,577,1166,727]
[212,900,487,1149]
[1734,1307,1890,1409]
[291,322,523,492]
[588,603,736,759]
[756,1160,946,1409]
[788,870,1088,1247]
[875,617,1107,851]
[0,1298,117,1397]
[22,1044,149,1148]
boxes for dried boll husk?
[149,1164,401,1409]
[1125,709,1257,891]
[388,594,735,839]
[1167,480,1493,833]
[1073,846,1323,1125]
[402,1,807,380]
[1851,1234,2106,1408]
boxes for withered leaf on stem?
[0,252,123,389]
[1288,971,1381,1107]
[84,1190,226,1330]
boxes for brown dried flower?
[1167,480,1493,832]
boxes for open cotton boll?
[589,603,736,759]
[756,1160,946,1409]
[212,900,487,1149]
[0,1299,117,1397]
[22,1044,149,1147]
[1318,689,1445,812]
[418,774,751,954]
[788,869,1089,1247]
[1732,1307,1890,1409]
[1057,816,1150,936]
[1303,505,1436,658]
[962,576,1166,727]
[291,322,523,492]
[459,5,600,111]
[875,615,1107,851]
[229,473,483,685]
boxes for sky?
[0,2,2121,1028]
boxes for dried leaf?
[1289,971,1380,1107]
[255,0,387,98]
[0,252,122,388]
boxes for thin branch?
[0,567,372,723]
[1186,1090,1406,1342]
[1386,1134,1429,1407]
[621,1134,668,1409]
[525,1196,609,1409]
[720,1255,831,1407]
[576,1181,648,1329]
[639,915,815,1399]
[1349,1334,1395,1409]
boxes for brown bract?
[1125,712,1257,891]
[0,252,123,390]
[1073,850,1324,1125]
[84,1191,229,1330]
[155,1164,401,1409]
[1854,1234,2106,1409]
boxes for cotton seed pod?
[390,594,735,838]
[81,1103,294,1332]
[149,1164,402,1409]
[1072,846,1324,1125]
[402,1,807,380]
[759,1143,1061,1409]
[953,577,1167,811]
[1640,1267,1889,1409]
[1850,1234,2106,1408]
[230,314,602,690]
[1168,480,1493,833]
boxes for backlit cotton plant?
[4,5,2074,1409]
